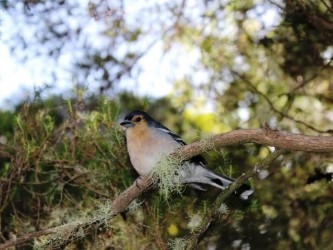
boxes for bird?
[120,110,253,200]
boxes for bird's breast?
[126,128,180,175]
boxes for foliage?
[1,0,333,249]
[0,92,131,248]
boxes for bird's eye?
[135,117,142,122]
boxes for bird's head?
[120,110,155,129]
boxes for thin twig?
[232,71,333,134]
[185,149,286,249]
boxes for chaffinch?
[120,110,253,200]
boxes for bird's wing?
[154,122,207,165]
[152,122,253,200]
[155,124,187,146]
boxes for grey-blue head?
[120,110,156,128]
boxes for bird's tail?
[181,163,254,200]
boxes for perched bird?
[120,110,253,200]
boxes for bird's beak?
[120,120,135,128]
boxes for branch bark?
[1,128,332,249]
[177,128,333,160]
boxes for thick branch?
[176,128,333,161]
[1,128,332,249]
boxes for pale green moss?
[187,213,203,232]
[218,203,229,215]
[168,237,188,250]
[127,199,143,214]
[34,200,115,249]
[152,153,185,199]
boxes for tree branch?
[0,176,152,249]
[1,128,332,249]
[177,128,333,161]
[232,71,333,134]
[185,149,286,249]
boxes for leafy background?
[0,0,332,249]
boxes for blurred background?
[0,0,333,249]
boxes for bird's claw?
[135,176,143,190]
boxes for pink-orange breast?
[126,126,180,175]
